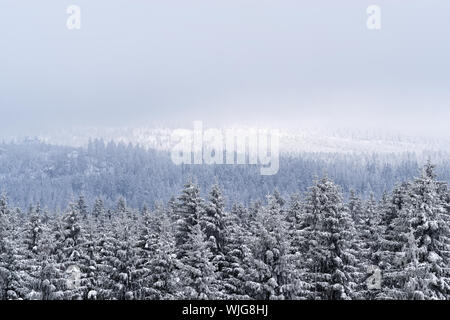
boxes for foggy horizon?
[1,1,449,138]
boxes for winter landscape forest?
[2,0,450,304]
[1,155,450,300]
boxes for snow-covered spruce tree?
[388,163,450,299]
[246,195,308,299]
[20,209,68,300]
[91,197,105,222]
[0,197,22,300]
[24,209,43,254]
[284,193,315,299]
[133,206,154,299]
[134,205,179,299]
[19,207,44,297]
[173,181,219,299]
[50,204,86,299]
[301,177,359,300]
[220,204,254,299]
[344,190,379,299]
[272,189,286,208]
[200,184,228,294]
[361,193,381,259]
[0,195,22,247]
[175,181,205,258]
[178,223,217,299]
[94,218,117,299]
[78,218,101,300]
[76,195,89,220]
[115,196,139,232]
[0,193,9,216]
[201,184,226,256]
[373,181,411,299]
[285,193,305,251]
[348,189,364,225]
[167,196,178,224]
[116,196,128,218]
[0,242,22,300]
[353,193,382,299]
[98,222,138,300]
[59,204,83,261]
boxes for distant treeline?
[1,140,450,211]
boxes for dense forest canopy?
[1,161,449,300]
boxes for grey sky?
[0,0,449,137]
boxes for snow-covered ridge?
[13,126,450,155]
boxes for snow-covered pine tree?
[78,218,101,300]
[246,195,308,299]
[272,189,286,208]
[21,213,65,300]
[390,162,450,299]
[353,193,382,299]
[175,181,205,259]
[178,223,217,299]
[220,204,254,299]
[0,197,22,300]
[348,189,364,225]
[116,196,128,218]
[92,198,105,222]
[24,210,43,254]
[0,193,9,216]
[98,221,138,300]
[201,184,226,256]
[15,206,43,297]
[200,184,228,293]
[301,177,359,300]
[372,182,410,300]
[76,195,89,220]
[373,181,411,299]
[134,205,179,299]
[50,204,86,299]
[285,193,309,261]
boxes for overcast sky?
[0,0,449,138]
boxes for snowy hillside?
[29,126,450,155]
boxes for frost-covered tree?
[92,198,105,222]
[374,181,411,299]
[135,206,179,299]
[24,211,43,254]
[301,177,358,300]
[388,163,450,299]
[348,189,364,225]
[175,181,205,258]
[201,184,226,255]
[48,204,86,299]
[246,195,308,299]
[0,193,9,216]
[116,197,129,218]
[220,204,254,299]
[0,199,21,299]
[98,222,138,300]
[178,223,217,299]
[76,195,89,220]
